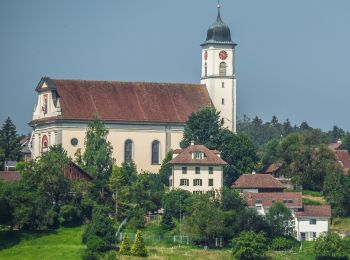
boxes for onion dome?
[202,5,236,46]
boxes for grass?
[330,217,350,234]
[0,226,86,260]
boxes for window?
[182,167,187,174]
[204,62,207,77]
[300,232,306,241]
[222,82,224,88]
[219,62,226,76]
[256,199,263,204]
[42,135,48,151]
[195,166,200,174]
[222,98,225,105]
[208,167,213,174]
[42,94,48,114]
[193,179,202,186]
[207,190,215,197]
[312,232,317,239]
[151,140,160,164]
[180,179,189,186]
[193,191,203,195]
[124,139,133,162]
[193,152,204,159]
[208,179,214,186]
[309,219,317,225]
[71,138,78,146]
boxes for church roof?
[34,78,212,124]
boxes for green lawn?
[0,226,86,260]
[331,217,350,234]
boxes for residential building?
[28,4,237,173]
[168,144,227,196]
[231,173,285,193]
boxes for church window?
[42,135,48,151]
[219,62,226,76]
[124,139,133,162]
[204,62,207,77]
[222,98,224,105]
[151,140,160,164]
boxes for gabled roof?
[0,171,21,182]
[34,78,212,124]
[232,174,285,189]
[295,205,331,218]
[264,163,283,174]
[168,144,227,165]
[243,192,303,209]
[335,150,350,172]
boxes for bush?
[131,230,147,257]
[119,234,131,255]
[59,204,82,226]
[87,235,106,252]
[161,210,175,230]
[302,198,322,205]
[232,231,268,260]
[270,237,299,251]
[315,232,347,257]
[128,208,145,229]
[82,250,100,260]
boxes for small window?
[71,138,78,146]
[312,232,317,239]
[182,167,187,174]
[151,140,160,164]
[195,167,200,174]
[208,167,213,174]
[256,199,263,204]
[193,191,203,195]
[219,62,227,76]
[208,179,214,186]
[192,152,204,159]
[193,179,202,186]
[42,135,48,151]
[222,98,224,105]
[124,139,133,162]
[204,62,207,77]
[207,190,215,197]
[180,179,189,186]
[309,219,317,225]
[222,82,224,88]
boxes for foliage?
[161,189,192,220]
[82,118,114,199]
[158,150,173,186]
[232,231,268,260]
[130,230,148,257]
[217,187,246,212]
[314,232,347,257]
[127,207,145,229]
[59,204,82,226]
[0,117,22,170]
[161,210,175,230]
[119,234,131,255]
[266,202,294,237]
[327,125,346,142]
[270,237,299,251]
[340,133,350,153]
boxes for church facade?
[29,5,237,173]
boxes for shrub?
[161,210,175,230]
[270,237,299,251]
[87,235,106,252]
[59,204,82,226]
[128,208,145,229]
[315,232,347,257]
[232,231,268,260]
[119,234,131,255]
[131,230,147,257]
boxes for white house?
[168,144,227,196]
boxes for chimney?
[337,139,342,144]
[190,140,195,146]
[252,170,256,175]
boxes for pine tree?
[130,230,147,257]
[119,234,131,255]
[161,210,175,230]
[0,117,21,169]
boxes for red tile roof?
[168,145,227,165]
[335,150,350,174]
[328,143,341,151]
[0,171,22,182]
[295,205,331,218]
[35,78,212,124]
[243,192,303,208]
[264,163,282,174]
[232,174,286,189]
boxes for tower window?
[42,135,48,151]
[222,82,224,88]
[204,62,207,77]
[151,140,160,164]
[222,98,225,105]
[219,62,227,76]
[124,139,133,162]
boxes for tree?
[314,232,347,258]
[180,107,223,149]
[218,187,246,212]
[266,202,294,237]
[234,208,272,237]
[161,210,175,231]
[0,117,22,169]
[340,133,350,153]
[232,231,268,260]
[328,125,345,142]
[130,230,147,257]
[161,189,192,219]
[158,151,173,186]
[119,234,131,255]
[82,118,114,198]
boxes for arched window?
[219,62,227,76]
[42,135,48,152]
[204,62,207,77]
[151,140,160,164]
[124,139,133,162]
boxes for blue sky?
[0,0,349,134]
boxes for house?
[231,173,286,193]
[168,143,227,196]
[20,135,32,162]
[29,4,238,173]
[328,141,350,175]
[295,205,331,241]
[243,192,302,215]
[4,161,17,171]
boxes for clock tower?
[201,3,237,132]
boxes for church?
[29,4,237,173]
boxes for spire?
[217,0,222,21]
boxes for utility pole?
[179,194,182,243]
[115,186,118,222]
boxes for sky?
[0,0,349,134]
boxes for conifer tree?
[0,117,21,169]
[130,230,147,257]
[119,234,131,255]
[161,210,175,230]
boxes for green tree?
[82,118,114,198]
[119,234,131,255]
[266,202,294,237]
[161,189,192,219]
[327,125,345,142]
[161,209,175,230]
[314,232,347,257]
[158,151,173,186]
[218,187,246,212]
[232,231,268,260]
[235,208,272,237]
[340,133,350,153]
[130,230,147,257]
[0,117,22,169]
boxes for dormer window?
[256,199,262,204]
[192,152,204,160]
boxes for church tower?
[201,3,237,132]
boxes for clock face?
[219,50,228,60]
[204,51,208,60]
